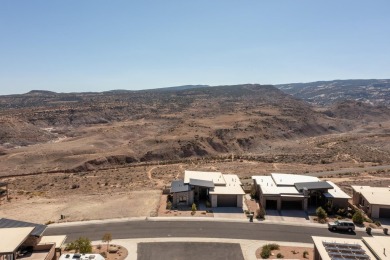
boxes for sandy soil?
[0,190,160,224]
[157,194,214,218]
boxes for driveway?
[266,210,310,223]
[137,242,245,260]
[212,207,247,220]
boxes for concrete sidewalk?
[93,237,314,260]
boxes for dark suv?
[328,220,355,232]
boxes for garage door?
[379,208,390,218]
[266,200,277,210]
[218,195,237,207]
[281,200,302,210]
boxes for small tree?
[102,233,112,251]
[67,237,92,253]
[352,211,364,225]
[191,203,197,212]
[316,207,327,221]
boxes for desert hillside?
[0,84,389,177]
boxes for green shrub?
[277,253,284,258]
[250,185,256,199]
[316,207,327,220]
[67,237,92,253]
[303,250,309,258]
[256,207,266,219]
[352,211,364,225]
[268,243,280,250]
[260,245,271,259]
[166,201,172,210]
[191,203,197,212]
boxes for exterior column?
[303,198,308,211]
[277,197,282,211]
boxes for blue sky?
[1,1,389,95]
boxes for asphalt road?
[46,220,369,244]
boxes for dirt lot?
[0,190,160,224]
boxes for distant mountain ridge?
[276,79,390,106]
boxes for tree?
[102,233,112,251]
[316,207,327,220]
[67,237,92,253]
[352,210,364,225]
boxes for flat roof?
[210,183,245,195]
[0,218,47,237]
[363,236,390,260]
[323,181,351,199]
[0,227,34,253]
[312,236,376,260]
[352,186,390,206]
[170,180,191,193]
[252,175,301,196]
[184,171,226,185]
[39,235,68,249]
[271,173,320,186]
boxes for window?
[179,196,187,202]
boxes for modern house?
[252,173,350,211]
[312,236,390,260]
[0,218,66,260]
[352,185,390,218]
[170,170,245,207]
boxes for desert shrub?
[45,220,54,225]
[374,221,381,227]
[261,245,271,259]
[337,208,346,216]
[250,185,256,199]
[166,201,172,210]
[268,243,280,250]
[303,250,309,258]
[352,211,364,225]
[96,245,102,250]
[191,211,196,216]
[316,207,327,220]
[191,203,197,212]
[277,253,284,258]
[256,207,266,219]
[347,213,352,218]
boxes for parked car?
[328,220,355,232]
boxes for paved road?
[46,220,369,244]
[309,164,390,177]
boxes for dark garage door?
[281,200,302,210]
[379,208,390,218]
[218,195,237,207]
[266,200,277,210]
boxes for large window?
[179,196,187,202]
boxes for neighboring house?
[0,218,66,260]
[252,173,350,211]
[352,185,390,218]
[312,236,390,260]
[170,170,245,207]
